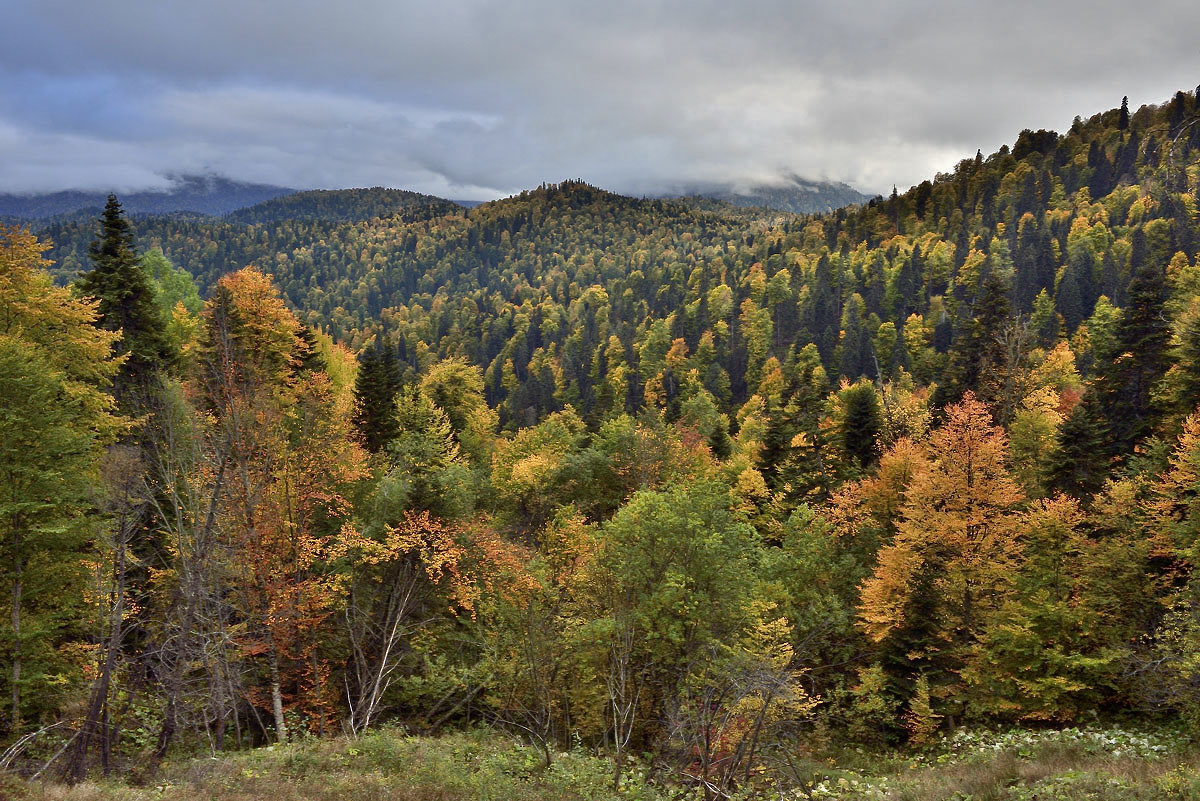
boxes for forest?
[3,87,1200,799]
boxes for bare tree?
[342,557,429,736]
[606,617,641,791]
[663,650,812,801]
[64,447,144,781]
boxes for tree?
[858,393,1024,722]
[75,195,171,404]
[1095,254,1171,456]
[378,385,475,520]
[342,510,533,736]
[352,340,403,453]
[420,357,497,467]
[196,267,367,742]
[1048,393,1110,499]
[836,380,883,471]
[942,269,1012,408]
[963,496,1119,721]
[0,227,122,735]
[582,481,764,783]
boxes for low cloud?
[2,0,1198,199]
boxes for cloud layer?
[2,0,1198,198]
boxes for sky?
[1,1,1198,200]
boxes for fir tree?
[941,269,1011,409]
[1096,255,1171,455]
[840,382,883,471]
[76,195,171,404]
[352,339,404,453]
[1048,394,1110,499]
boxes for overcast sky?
[1,1,1198,200]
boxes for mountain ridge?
[0,175,297,219]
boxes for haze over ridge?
[1,0,1197,199]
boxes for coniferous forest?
[4,88,1200,799]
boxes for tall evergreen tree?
[840,381,883,471]
[1096,255,1172,455]
[0,227,122,735]
[352,339,404,453]
[76,195,171,404]
[1048,394,1111,499]
[939,270,1011,409]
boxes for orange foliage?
[859,393,1025,645]
[350,511,537,618]
[830,437,927,541]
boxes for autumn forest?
[4,87,1200,799]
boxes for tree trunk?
[269,651,288,744]
[65,512,129,783]
[10,563,21,734]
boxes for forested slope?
[5,87,1200,796]
[39,91,1200,434]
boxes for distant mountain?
[661,175,869,214]
[0,176,296,220]
[227,187,463,224]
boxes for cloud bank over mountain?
[2,0,1197,198]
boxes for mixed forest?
[4,87,1200,798]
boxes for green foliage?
[352,339,403,453]
[141,247,202,316]
[9,86,1200,783]
[0,226,122,733]
[74,196,173,401]
[381,385,475,520]
[837,380,883,471]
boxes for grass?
[6,727,668,801]
[779,725,1200,800]
[7,724,1200,800]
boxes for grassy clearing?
[7,725,1200,800]
[780,726,1200,800]
[4,727,666,801]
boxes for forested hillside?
[4,88,1200,797]
[225,187,465,224]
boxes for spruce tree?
[941,269,1010,408]
[1048,395,1110,499]
[895,244,924,318]
[352,339,403,453]
[840,382,883,471]
[1096,255,1172,455]
[76,195,171,405]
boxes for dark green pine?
[1097,254,1172,455]
[940,269,1011,409]
[840,382,882,472]
[76,195,172,403]
[1048,394,1111,499]
[352,339,404,453]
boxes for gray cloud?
[1,0,1198,199]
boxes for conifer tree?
[839,381,883,471]
[0,227,122,734]
[352,339,403,453]
[76,195,171,404]
[938,270,1010,410]
[1094,255,1171,455]
[1048,394,1110,499]
[859,394,1023,714]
